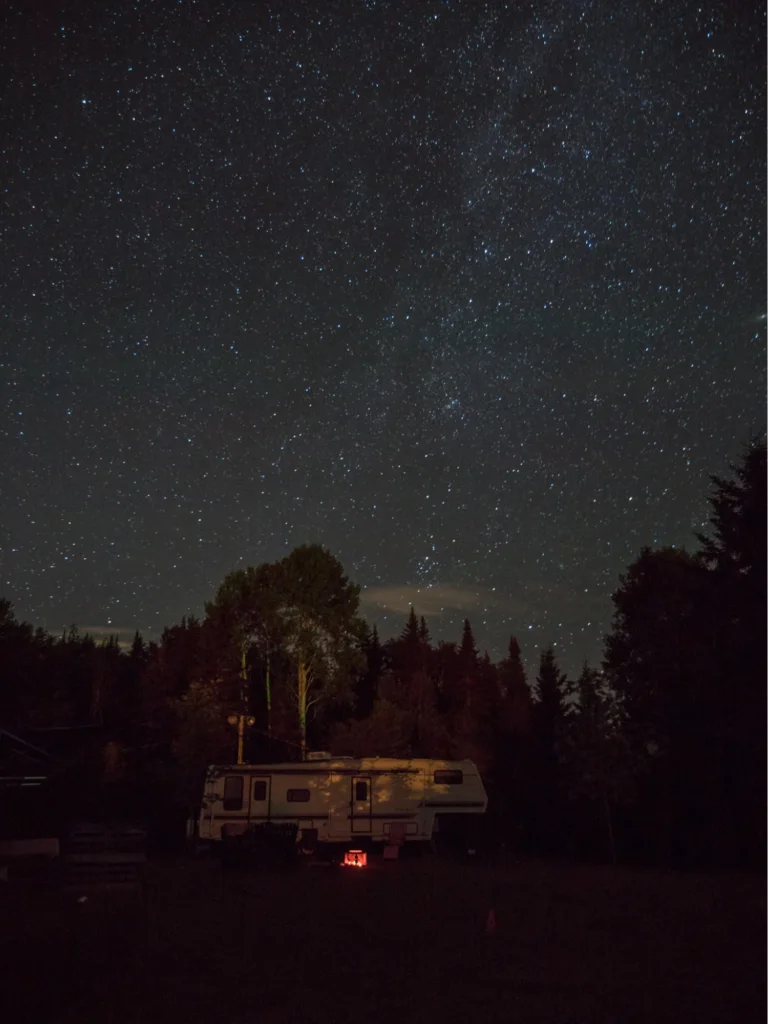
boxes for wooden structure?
[61,822,146,892]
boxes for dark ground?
[1,851,764,1024]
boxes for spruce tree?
[602,546,716,866]
[559,663,640,864]
[530,646,569,854]
[354,623,383,719]
[499,636,530,730]
[695,437,767,866]
[400,606,420,644]
[534,646,567,723]
[459,617,478,671]
[389,607,431,677]
[487,638,530,846]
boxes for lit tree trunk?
[240,644,249,763]
[240,643,249,712]
[265,642,272,739]
[298,661,310,761]
[236,713,245,765]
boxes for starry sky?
[2,0,765,675]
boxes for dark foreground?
[1,852,764,1024]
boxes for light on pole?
[227,714,256,765]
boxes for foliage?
[272,544,366,758]
[601,439,766,867]
[524,646,571,854]
[558,663,648,863]
[170,678,234,797]
[1,439,763,868]
[533,645,568,738]
[603,546,707,756]
[331,698,413,758]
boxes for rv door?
[248,775,271,825]
[350,775,372,833]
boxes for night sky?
[2,1,765,675]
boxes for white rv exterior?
[196,757,487,846]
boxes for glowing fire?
[343,849,367,868]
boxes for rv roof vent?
[307,751,333,761]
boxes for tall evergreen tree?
[559,663,643,864]
[534,646,568,725]
[490,635,533,847]
[530,646,569,854]
[458,617,478,672]
[602,546,719,866]
[695,437,767,865]
[498,635,531,733]
[353,623,383,719]
[400,606,420,644]
[696,437,766,579]
[388,606,431,678]
[0,600,52,725]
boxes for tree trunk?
[603,790,617,865]
[239,644,250,764]
[265,643,272,739]
[298,661,309,761]
[91,673,104,725]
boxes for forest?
[1,439,764,871]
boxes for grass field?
[1,851,764,1023]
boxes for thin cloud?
[78,626,139,650]
[361,583,524,619]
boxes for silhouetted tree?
[559,663,645,864]
[604,548,706,750]
[352,623,383,719]
[331,697,412,758]
[490,636,533,846]
[534,646,568,734]
[0,600,55,726]
[458,618,478,674]
[434,640,459,714]
[695,437,767,865]
[401,606,420,644]
[169,678,234,804]
[603,547,722,866]
[530,646,569,854]
[386,606,431,678]
[206,561,286,739]
[498,637,528,712]
[273,545,365,759]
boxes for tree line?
[0,439,764,869]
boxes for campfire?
[343,849,367,868]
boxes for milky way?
[2,0,765,673]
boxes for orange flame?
[343,849,367,867]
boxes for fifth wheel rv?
[195,756,487,849]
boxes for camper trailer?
[195,755,487,850]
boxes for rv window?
[253,780,267,801]
[434,769,463,785]
[223,776,244,811]
[287,788,310,802]
[354,780,368,801]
